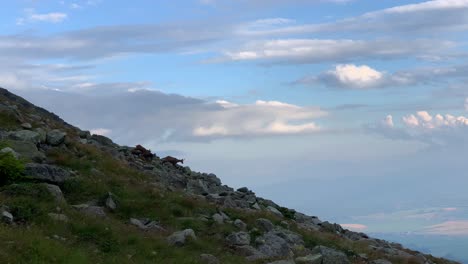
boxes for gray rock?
[6,141,45,162]
[226,231,250,246]
[200,254,220,264]
[48,213,69,222]
[232,245,264,259]
[24,163,71,183]
[79,130,91,139]
[0,147,19,159]
[256,218,275,232]
[9,130,41,144]
[311,246,349,264]
[46,129,67,146]
[296,254,322,264]
[72,204,106,218]
[34,128,47,143]
[130,218,164,231]
[267,261,296,264]
[256,232,293,258]
[21,123,32,129]
[267,206,284,217]
[105,192,117,211]
[212,213,224,224]
[42,183,65,203]
[1,209,14,224]
[369,260,392,264]
[234,219,247,230]
[237,187,249,193]
[167,229,197,246]
[252,202,261,210]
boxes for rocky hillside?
[0,87,460,264]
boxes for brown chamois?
[161,156,184,166]
[132,144,155,160]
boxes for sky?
[1,0,468,261]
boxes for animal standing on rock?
[161,156,184,166]
[132,144,155,160]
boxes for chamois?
[132,144,155,160]
[161,156,184,166]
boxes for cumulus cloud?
[341,224,367,231]
[12,88,326,144]
[422,220,468,236]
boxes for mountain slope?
[0,87,459,264]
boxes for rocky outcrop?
[46,129,67,146]
[24,163,71,183]
[167,229,197,246]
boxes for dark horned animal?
[161,156,184,166]
[132,144,155,160]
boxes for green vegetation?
[0,152,24,185]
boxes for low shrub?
[0,152,24,185]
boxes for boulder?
[226,231,250,246]
[256,232,293,259]
[24,163,71,183]
[6,141,45,163]
[369,260,392,264]
[42,183,65,203]
[199,254,220,264]
[237,187,249,193]
[296,254,322,264]
[9,130,42,144]
[46,129,67,146]
[212,213,224,224]
[72,204,106,218]
[234,219,247,230]
[256,218,275,232]
[267,206,284,217]
[48,213,69,222]
[21,123,32,129]
[167,229,197,246]
[130,218,164,231]
[0,147,19,159]
[311,246,349,264]
[1,207,14,224]
[105,192,117,211]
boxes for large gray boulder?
[0,147,19,159]
[256,218,275,232]
[46,129,67,146]
[1,207,14,224]
[311,246,349,264]
[226,231,250,246]
[24,163,71,183]
[234,219,247,230]
[256,232,293,259]
[42,183,65,203]
[5,141,46,162]
[9,130,42,144]
[167,229,197,246]
[267,206,284,217]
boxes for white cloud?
[341,223,367,231]
[309,64,384,89]
[90,128,112,136]
[465,98,468,111]
[193,100,325,137]
[382,115,394,128]
[17,9,67,25]
[422,220,468,236]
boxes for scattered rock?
[256,232,293,259]
[42,183,65,203]
[233,219,247,230]
[1,207,14,224]
[6,141,45,163]
[311,246,349,264]
[105,192,117,211]
[21,123,32,129]
[369,260,392,264]
[251,202,261,210]
[46,129,67,146]
[226,231,250,246]
[237,187,249,193]
[167,229,197,246]
[256,218,275,232]
[9,130,42,144]
[72,204,106,218]
[0,147,19,159]
[130,218,164,231]
[24,163,71,183]
[48,213,69,222]
[212,213,224,224]
[296,254,323,264]
[267,206,284,217]
[199,254,220,264]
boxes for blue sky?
[1,0,468,261]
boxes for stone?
[0,147,19,159]
[167,229,197,246]
[9,130,42,144]
[256,232,293,259]
[252,202,261,210]
[79,130,91,139]
[267,261,295,264]
[234,219,247,230]
[369,260,392,264]
[46,129,67,146]
[48,213,69,222]
[226,231,250,246]
[105,192,117,211]
[130,218,164,231]
[1,209,14,224]
[42,183,65,203]
[212,213,224,224]
[24,163,71,183]
[256,218,275,232]
[199,254,220,264]
[237,187,249,193]
[21,123,32,129]
[72,204,106,218]
[311,246,349,264]
[267,206,284,217]
[296,254,323,264]
[6,141,45,163]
